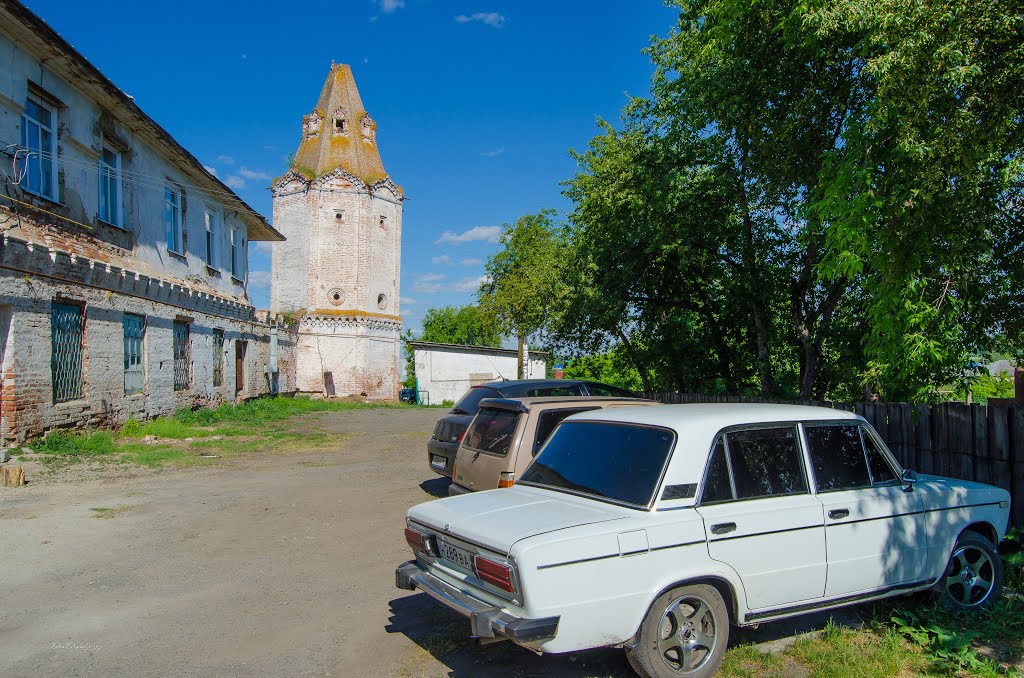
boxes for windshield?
[451,386,502,414]
[519,421,675,508]
[463,408,520,456]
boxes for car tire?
[626,584,729,678]
[935,531,1003,612]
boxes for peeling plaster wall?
[0,29,250,300]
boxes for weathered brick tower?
[270,64,403,399]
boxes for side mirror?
[901,468,917,492]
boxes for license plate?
[430,455,447,470]
[438,540,474,569]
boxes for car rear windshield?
[519,421,675,508]
[451,387,502,414]
[463,408,520,456]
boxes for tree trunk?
[735,166,774,396]
[615,326,653,393]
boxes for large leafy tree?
[479,211,567,378]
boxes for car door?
[804,423,928,597]
[696,426,827,611]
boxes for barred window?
[173,320,190,390]
[51,302,84,402]
[124,313,145,394]
[212,329,224,387]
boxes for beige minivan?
[448,396,658,495]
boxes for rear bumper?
[395,560,559,643]
[427,440,456,477]
[448,482,471,496]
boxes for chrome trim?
[395,561,559,643]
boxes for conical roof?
[291,64,388,186]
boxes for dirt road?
[0,407,853,677]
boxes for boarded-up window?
[123,313,145,394]
[173,320,190,391]
[212,329,224,387]
[51,302,85,402]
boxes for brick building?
[270,64,403,399]
[0,0,291,444]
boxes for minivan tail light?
[474,555,514,592]
[497,472,515,488]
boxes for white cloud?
[416,272,446,282]
[378,0,405,12]
[413,281,442,294]
[455,12,506,28]
[480,147,505,158]
[400,296,417,305]
[203,165,219,178]
[435,225,502,244]
[238,167,272,181]
[216,155,234,165]
[252,241,274,255]
[455,275,490,293]
[460,258,482,266]
[431,255,452,265]
[225,175,245,189]
[241,53,248,60]
[248,269,271,288]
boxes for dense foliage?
[555,0,1023,402]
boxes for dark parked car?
[426,379,639,477]
[399,388,417,404]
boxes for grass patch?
[90,505,130,519]
[26,396,368,470]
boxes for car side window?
[533,407,600,456]
[525,386,584,397]
[700,437,733,503]
[726,426,807,499]
[805,425,872,491]
[862,429,898,484]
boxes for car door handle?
[710,522,736,535]
[828,509,850,520]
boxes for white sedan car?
[395,404,1010,678]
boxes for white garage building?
[409,341,548,405]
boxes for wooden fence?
[643,392,1024,528]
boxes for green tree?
[479,211,567,378]
[402,305,502,388]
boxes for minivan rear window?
[451,386,502,414]
[520,421,675,508]
[463,408,520,456]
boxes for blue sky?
[30,0,678,333]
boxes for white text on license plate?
[430,455,446,469]
[438,540,473,569]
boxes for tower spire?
[291,64,388,186]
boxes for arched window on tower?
[361,114,375,142]
[306,110,322,139]
[332,108,348,135]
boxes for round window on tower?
[377,293,387,310]
[328,288,345,306]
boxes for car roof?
[568,403,862,431]
[477,396,654,412]
[475,379,634,392]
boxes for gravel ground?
[0,407,853,678]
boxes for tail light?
[455,430,466,443]
[405,526,437,556]
[474,555,515,592]
[497,472,515,488]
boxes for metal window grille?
[51,302,84,402]
[123,313,145,394]
[212,330,224,387]
[173,320,190,390]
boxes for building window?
[379,215,387,229]
[51,302,84,402]
[165,187,183,254]
[204,210,220,268]
[123,313,145,395]
[230,225,245,280]
[212,329,224,387]
[173,320,190,390]
[20,96,57,200]
[98,145,121,227]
